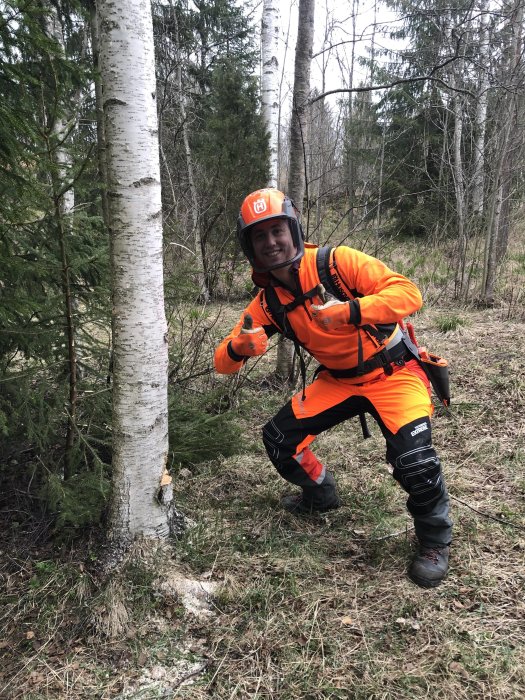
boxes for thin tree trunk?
[373,118,386,256]
[275,0,315,384]
[287,0,315,209]
[471,0,489,219]
[171,5,210,302]
[89,1,110,230]
[261,0,280,187]
[452,91,467,298]
[483,178,504,304]
[481,0,523,303]
[345,0,358,235]
[496,7,524,264]
[42,2,78,479]
[313,10,330,232]
[98,0,174,543]
[277,5,293,188]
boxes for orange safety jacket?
[214,243,423,383]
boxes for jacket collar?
[251,259,301,289]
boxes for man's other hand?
[311,299,350,332]
[230,326,268,356]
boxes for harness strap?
[317,246,396,346]
[317,329,407,379]
[316,246,344,300]
[262,254,405,386]
[263,286,309,399]
[282,288,318,313]
[263,286,300,343]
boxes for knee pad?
[262,418,324,488]
[393,445,444,513]
[262,418,285,464]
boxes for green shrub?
[40,466,110,535]
[168,388,244,467]
[436,315,467,332]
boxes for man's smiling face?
[250,217,297,270]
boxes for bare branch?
[310,36,478,102]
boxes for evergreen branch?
[0,358,67,382]
[55,142,95,201]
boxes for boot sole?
[281,501,341,515]
[408,571,446,588]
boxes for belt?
[320,329,411,379]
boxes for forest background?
[1,0,524,697]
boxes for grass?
[1,243,525,698]
[435,314,468,332]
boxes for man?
[214,188,452,588]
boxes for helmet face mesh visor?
[237,189,305,272]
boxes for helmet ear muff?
[288,218,305,254]
[282,196,305,242]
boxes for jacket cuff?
[227,341,246,363]
[349,299,361,325]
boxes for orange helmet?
[237,188,305,272]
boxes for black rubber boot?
[409,545,450,588]
[281,472,341,515]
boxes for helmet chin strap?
[252,253,301,274]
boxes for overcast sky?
[262,0,404,110]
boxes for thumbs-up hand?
[230,314,268,356]
[311,285,350,332]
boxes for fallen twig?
[450,494,525,531]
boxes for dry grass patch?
[1,301,524,698]
[168,305,525,699]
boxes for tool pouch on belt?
[418,351,451,407]
[401,323,451,407]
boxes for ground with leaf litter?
[1,302,524,699]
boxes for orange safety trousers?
[262,359,452,546]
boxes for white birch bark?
[98,0,172,542]
[261,0,280,187]
[471,1,489,218]
[452,90,467,297]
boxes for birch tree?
[261,0,293,381]
[449,36,467,298]
[98,0,174,544]
[471,0,489,220]
[261,0,280,187]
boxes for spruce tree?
[153,0,269,299]
[1,1,111,524]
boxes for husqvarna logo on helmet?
[253,198,267,214]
